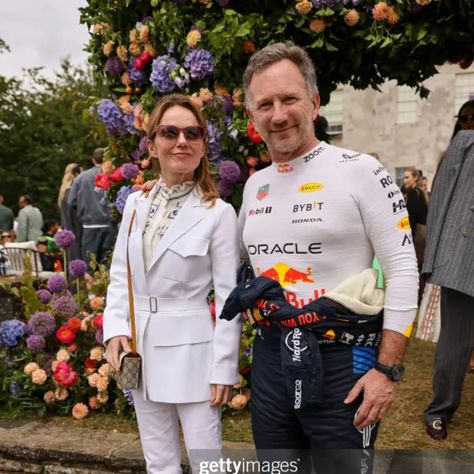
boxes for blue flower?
[207,123,223,159]
[0,320,25,347]
[150,55,179,93]
[97,99,124,133]
[115,186,133,214]
[128,59,148,85]
[184,48,215,80]
[122,388,135,406]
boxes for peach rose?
[189,95,204,109]
[90,296,105,311]
[43,391,56,404]
[232,88,244,108]
[72,402,89,420]
[372,2,389,21]
[98,363,114,377]
[310,18,325,34]
[344,9,360,27]
[229,394,248,410]
[214,85,230,97]
[116,45,128,63]
[97,391,109,404]
[51,360,59,372]
[144,43,156,57]
[386,6,399,24]
[129,42,141,57]
[89,396,102,410]
[129,28,138,43]
[121,72,132,86]
[295,1,312,15]
[90,346,105,361]
[118,96,133,115]
[96,376,109,392]
[24,362,39,375]
[199,88,213,102]
[56,348,70,362]
[88,373,101,388]
[54,388,69,400]
[186,30,201,48]
[139,25,150,43]
[31,368,47,385]
[102,40,115,56]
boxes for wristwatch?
[374,361,405,382]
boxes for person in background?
[16,195,43,243]
[68,149,116,266]
[58,163,83,260]
[423,100,474,440]
[37,219,62,272]
[104,94,241,473]
[0,194,14,232]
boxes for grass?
[2,336,473,448]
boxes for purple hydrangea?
[184,48,215,80]
[47,274,66,294]
[37,289,52,304]
[150,55,179,92]
[97,99,125,134]
[26,334,46,353]
[128,59,148,85]
[122,112,137,135]
[54,229,75,249]
[131,148,142,161]
[0,320,25,347]
[26,312,56,337]
[207,123,223,159]
[122,163,140,180]
[115,186,133,214]
[139,135,148,153]
[69,259,87,278]
[122,388,135,406]
[53,295,78,319]
[95,329,104,344]
[105,56,124,76]
[9,381,21,394]
[217,180,233,197]
[219,160,241,184]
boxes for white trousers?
[133,390,222,474]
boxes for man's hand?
[344,369,397,429]
[210,384,233,407]
[104,336,132,373]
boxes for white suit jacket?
[103,186,241,402]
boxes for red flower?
[95,173,111,190]
[56,326,76,344]
[240,366,250,375]
[140,51,153,65]
[110,166,124,183]
[53,361,79,388]
[92,313,103,330]
[246,122,263,144]
[84,357,97,371]
[67,343,77,353]
[67,317,82,332]
[133,58,144,70]
[209,300,216,321]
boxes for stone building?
[321,63,474,190]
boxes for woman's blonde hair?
[146,94,219,205]
[404,166,428,204]
[58,163,82,206]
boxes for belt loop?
[149,296,158,313]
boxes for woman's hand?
[104,336,132,373]
[210,384,233,407]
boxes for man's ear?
[312,93,321,122]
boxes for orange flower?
[44,391,56,404]
[72,402,89,420]
[243,40,256,54]
[139,25,150,43]
[121,72,132,86]
[229,394,248,410]
[372,2,389,21]
[344,9,360,27]
[116,45,128,63]
[386,6,399,24]
[215,85,230,97]
[189,95,204,109]
[129,29,138,43]
[186,30,201,48]
[295,1,312,15]
[102,40,114,56]
[199,88,213,102]
[90,296,105,311]
[89,396,101,410]
[310,18,325,34]
[67,317,82,332]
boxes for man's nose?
[271,102,288,124]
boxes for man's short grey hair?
[243,42,318,108]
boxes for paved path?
[1,419,474,473]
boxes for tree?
[78,0,474,207]
[0,61,107,219]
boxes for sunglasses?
[156,125,204,141]
[1,234,11,239]
[458,114,474,123]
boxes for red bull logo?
[257,262,314,288]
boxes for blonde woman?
[58,163,82,259]
[104,94,241,473]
